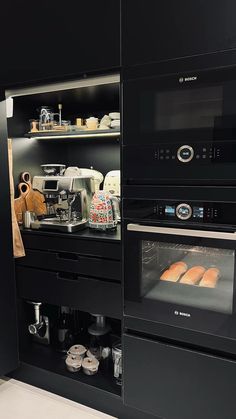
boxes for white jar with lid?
[82,357,99,375]
[67,344,87,359]
[65,354,82,373]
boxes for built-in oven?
[123,65,236,185]
[123,194,236,355]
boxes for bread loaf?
[180,266,205,285]
[169,261,187,270]
[199,267,220,288]
[160,261,188,282]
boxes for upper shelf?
[25,128,120,140]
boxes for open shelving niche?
[6,73,120,138]
[6,73,120,188]
[20,343,121,397]
[18,301,122,398]
[7,73,121,399]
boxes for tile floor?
[0,378,116,419]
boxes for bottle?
[55,307,74,353]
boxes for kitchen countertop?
[20,224,121,242]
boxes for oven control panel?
[158,202,213,222]
[123,199,236,225]
[154,143,223,163]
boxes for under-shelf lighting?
[28,131,120,140]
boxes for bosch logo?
[174,310,191,318]
[179,76,197,83]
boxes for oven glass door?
[123,67,236,145]
[125,224,236,338]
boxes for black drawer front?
[16,266,122,319]
[17,249,121,282]
[124,334,236,419]
[22,234,121,260]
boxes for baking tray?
[144,250,234,314]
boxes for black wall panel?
[0,0,120,86]
[122,0,236,67]
[0,101,18,375]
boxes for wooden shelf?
[25,129,120,140]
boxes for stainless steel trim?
[177,145,194,163]
[176,203,192,220]
[127,224,236,241]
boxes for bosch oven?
[123,64,236,186]
[123,189,236,355]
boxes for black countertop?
[20,224,121,243]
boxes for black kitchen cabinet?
[0,101,19,375]
[122,0,236,67]
[16,266,122,318]
[124,334,236,419]
[16,229,122,319]
[0,0,120,87]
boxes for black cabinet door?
[0,98,18,374]
[122,0,236,67]
[124,334,236,419]
[0,0,120,86]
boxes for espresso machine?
[31,175,94,232]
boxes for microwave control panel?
[123,199,236,225]
[154,143,236,163]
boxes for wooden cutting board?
[14,182,30,223]
[20,172,47,216]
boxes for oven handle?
[127,224,236,241]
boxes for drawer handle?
[56,252,79,261]
[57,272,78,281]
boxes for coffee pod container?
[112,342,122,385]
[82,357,99,375]
[65,354,82,373]
[67,344,87,359]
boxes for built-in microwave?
[123,65,236,185]
[123,190,236,355]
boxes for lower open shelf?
[20,343,121,397]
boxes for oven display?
[123,199,236,225]
[165,205,175,217]
[193,206,204,219]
